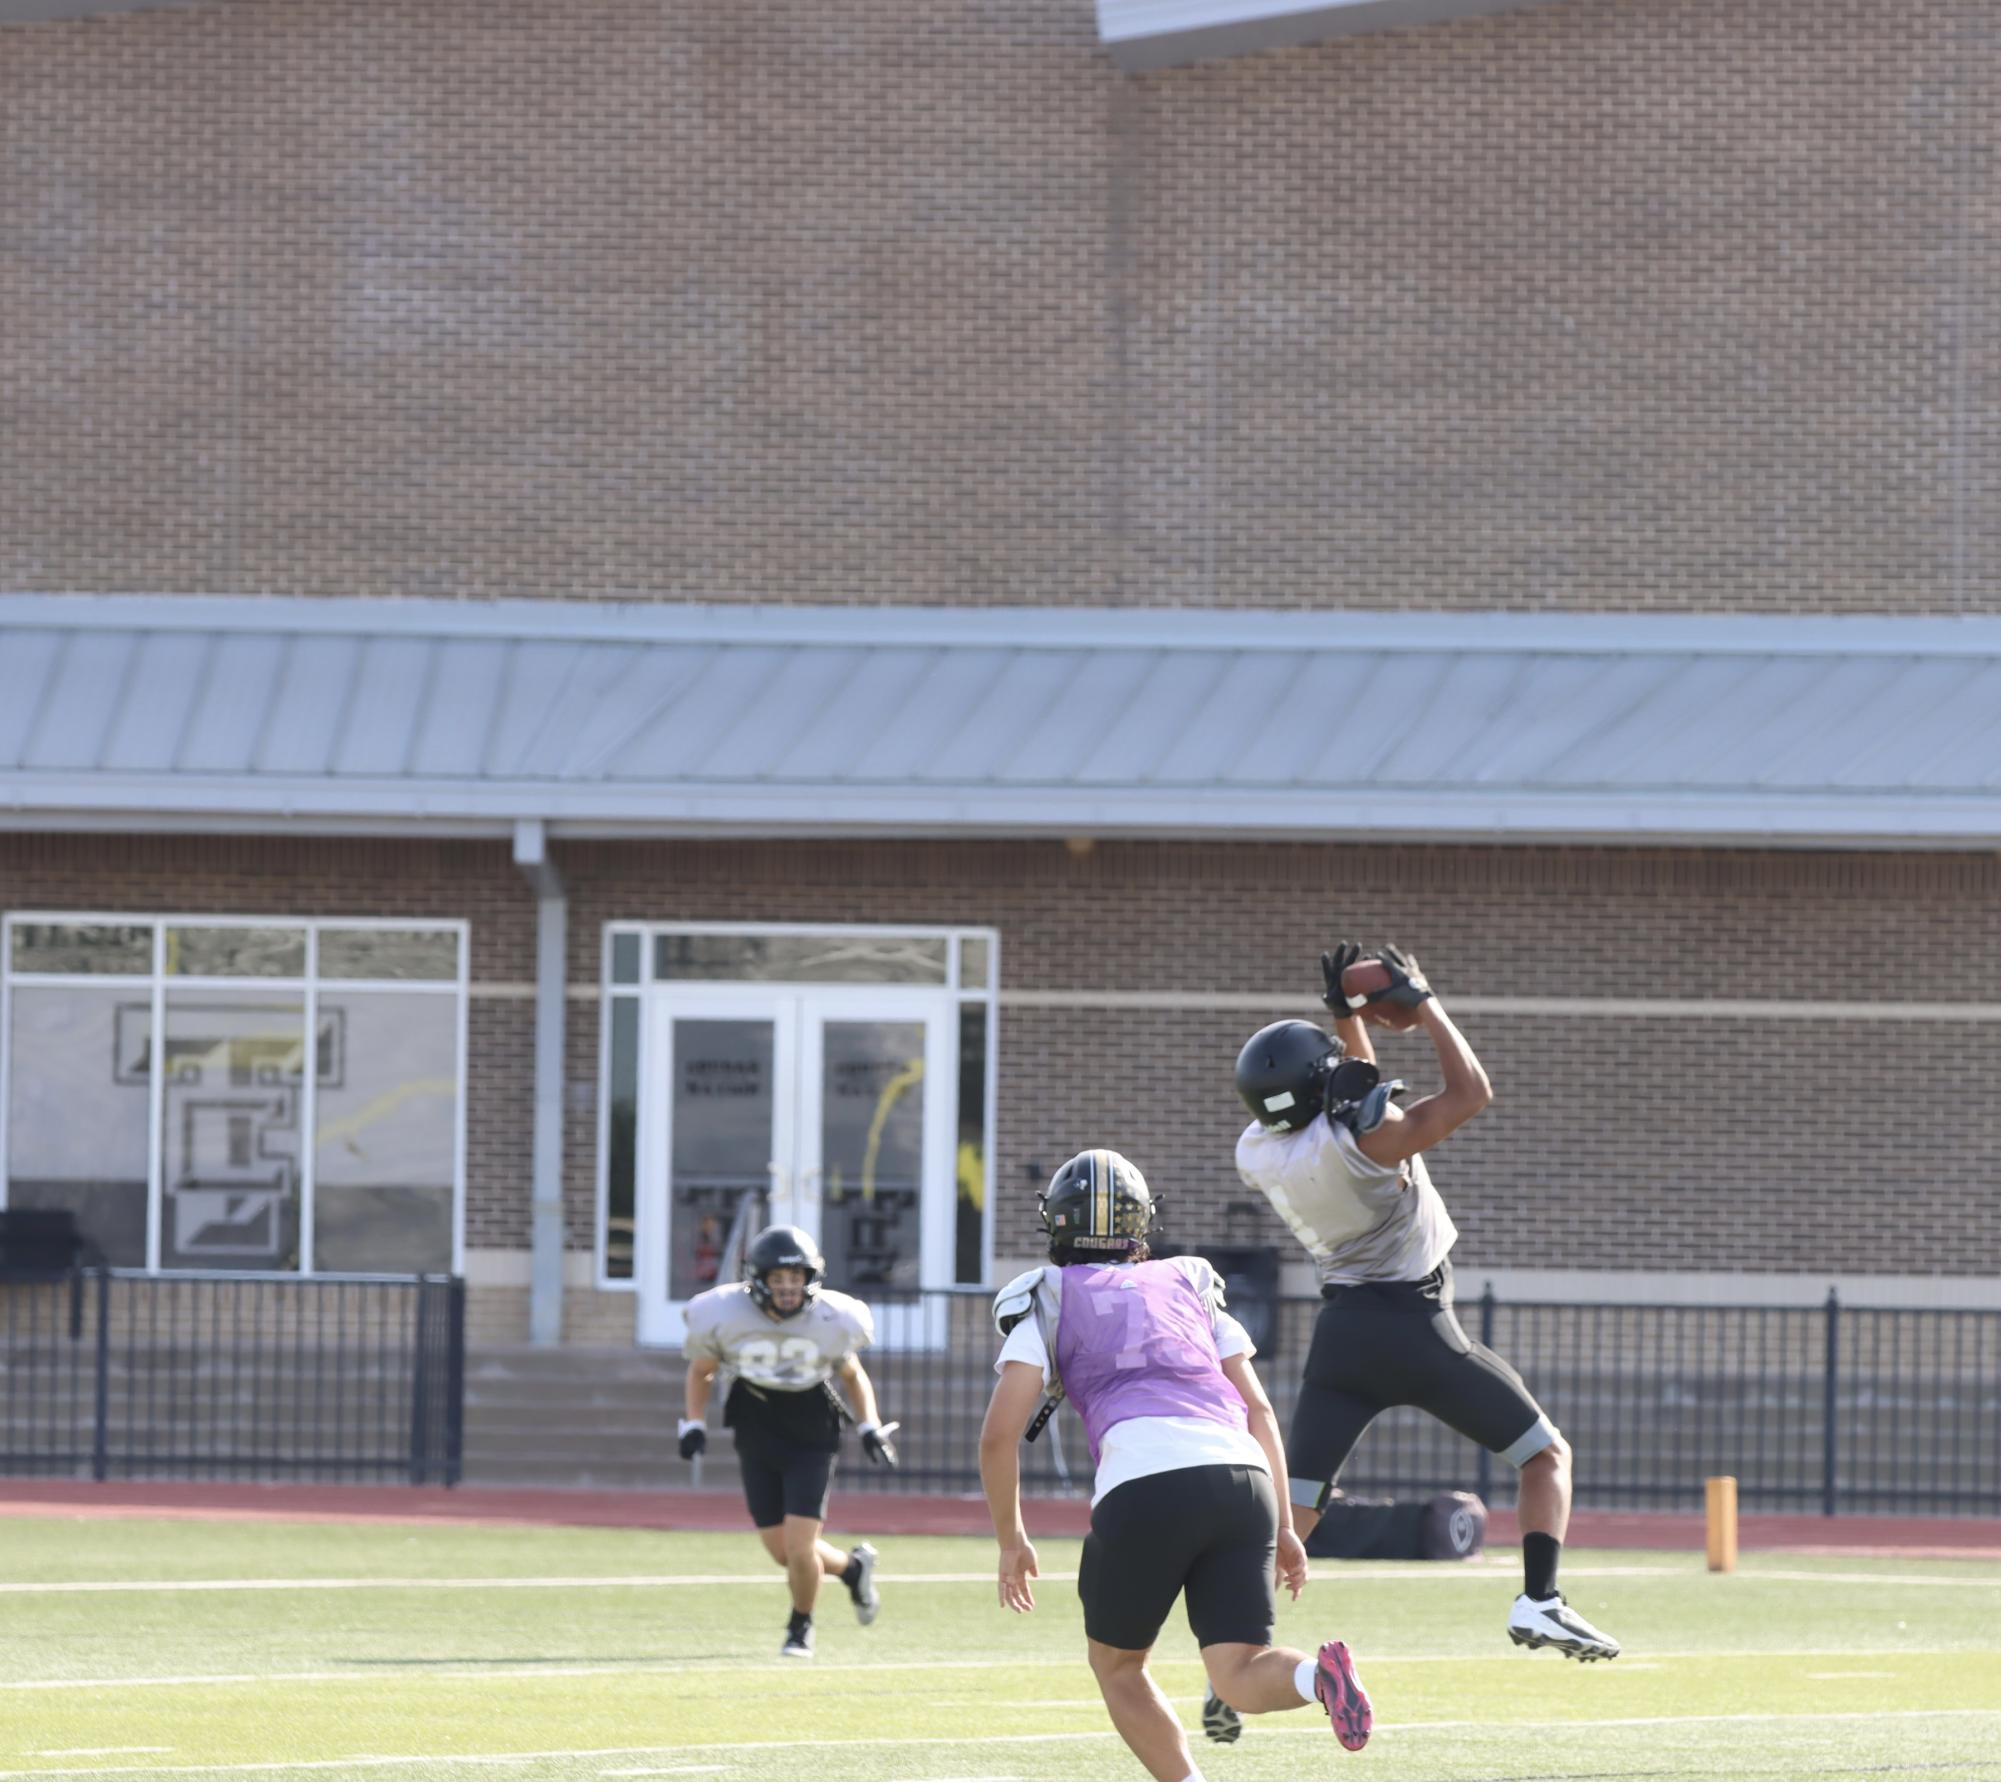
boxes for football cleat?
[1312,1639,1372,1752]
[1200,1686,1243,1744]
[846,1542,881,1626]
[780,1619,815,1659]
[1508,1593,1620,1662]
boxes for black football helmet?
[1234,1019,1341,1133]
[744,1224,824,1317]
[1040,1148,1158,1264]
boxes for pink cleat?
[1313,1639,1372,1752]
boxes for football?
[1340,957,1422,1029]
[1339,958,1393,1004]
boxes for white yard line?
[0,1563,1710,1596]
[1,1646,1990,1693]
[4,1710,2001,1779]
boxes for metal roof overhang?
[4,595,2000,851]
[1096,0,1561,72]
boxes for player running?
[679,1223,900,1658]
[1233,942,1621,1683]
[979,1149,1372,1780]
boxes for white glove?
[677,1418,707,1461]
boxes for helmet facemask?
[744,1225,825,1317]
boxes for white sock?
[1293,1656,1317,1704]
[1179,1773,1204,1782]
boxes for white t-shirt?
[994,1281,1269,1506]
[1236,1114,1457,1286]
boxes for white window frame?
[0,911,470,1278]
[595,920,1000,1293]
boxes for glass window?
[654,932,948,985]
[317,929,460,982]
[5,914,466,1279]
[955,1002,988,1285]
[9,922,152,976]
[604,998,639,1280]
[158,991,305,1271]
[959,936,992,990]
[817,1020,927,1293]
[669,1018,777,1302]
[610,933,642,985]
[311,991,455,1273]
[5,985,152,1265]
[166,926,306,979]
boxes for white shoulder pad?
[1168,1253,1228,1314]
[680,1285,729,1355]
[992,1266,1049,1337]
[819,1288,875,1353]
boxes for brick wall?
[6,832,1997,1300]
[3,0,1996,613]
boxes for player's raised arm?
[1353,949,1492,1168]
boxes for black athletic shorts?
[734,1430,839,1528]
[1287,1259,1555,1491]
[726,1379,842,1529]
[1077,1463,1278,1652]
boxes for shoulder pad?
[1333,1079,1404,1138]
[681,1285,726,1334]
[819,1289,875,1349]
[992,1266,1048,1336]
[1167,1253,1228,1314]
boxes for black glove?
[1368,943,1434,1011]
[677,1419,706,1461]
[1320,942,1365,1013]
[859,1420,901,1468]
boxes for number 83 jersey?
[682,1281,876,1391]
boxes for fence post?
[409,1278,435,1487]
[444,1276,467,1487]
[1475,1282,1497,1506]
[1822,1287,1840,1518]
[90,1269,111,1484]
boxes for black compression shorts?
[1077,1463,1278,1652]
[1287,1259,1555,1493]
[734,1432,838,1529]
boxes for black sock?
[841,1555,862,1588]
[1523,1532,1561,1601]
[787,1609,812,1636]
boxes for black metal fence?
[842,1286,2001,1516]
[0,1268,465,1484]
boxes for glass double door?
[635,987,954,1347]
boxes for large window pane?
[317,929,460,982]
[159,991,304,1271]
[9,922,152,976]
[818,1020,925,1292]
[669,1019,775,1302]
[5,986,151,1264]
[654,933,947,985]
[604,997,638,1280]
[311,992,456,1273]
[166,926,306,979]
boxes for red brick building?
[4,0,1999,1380]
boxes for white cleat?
[1508,1593,1620,1662]
[846,1542,881,1627]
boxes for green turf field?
[1,1515,1998,1780]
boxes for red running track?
[1,1479,1997,1559]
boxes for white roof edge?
[6,593,2001,658]
[1098,0,1556,72]
[5,774,1999,848]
